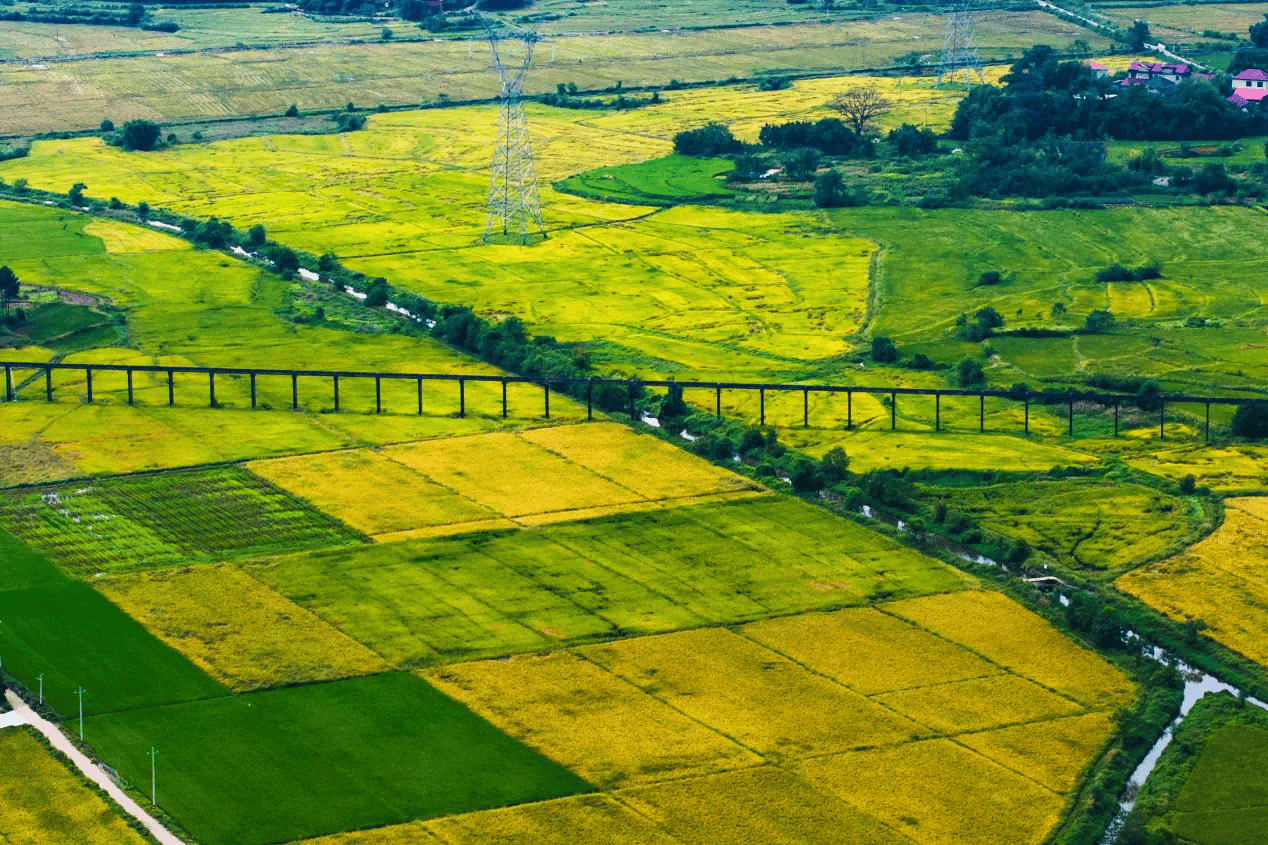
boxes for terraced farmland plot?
[250,497,969,666]
[0,466,362,576]
[427,598,1128,845]
[0,729,150,845]
[1118,497,1268,669]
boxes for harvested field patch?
[887,591,1135,709]
[83,672,590,845]
[96,564,389,691]
[0,728,149,845]
[797,739,1062,845]
[425,794,677,845]
[742,606,1000,695]
[427,651,760,789]
[0,465,363,575]
[619,766,922,845]
[580,627,926,757]
[1118,497,1268,669]
[873,674,1083,734]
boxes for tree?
[285,103,300,118]
[829,88,893,136]
[0,265,18,317]
[1084,308,1116,333]
[1251,14,1268,48]
[68,182,87,205]
[119,119,162,152]
[977,271,1002,287]
[813,170,852,208]
[246,224,267,247]
[820,446,850,482]
[126,2,144,26]
[136,201,149,217]
[269,246,299,275]
[673,124,742,157]
[1231,402,1268,439]
[1128,19,1152,52]
[956,357,986,388]
[381,27,394,40]
[100,119,115,133]
[870,336,898,363]
[783,147,820,180]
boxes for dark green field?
[0,528,226,716]
[0,466,364,575]
[557,154,736,206]
[83,672,592,845]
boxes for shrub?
[1085,309,1116,334]
[790,458,823,493]
[820,446,850,482]
[870,336,898,363]
[956,357,986,388]
[1178,474,1196,495]
[673,123,742,157]
[1231,402,1268,439]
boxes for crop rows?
[0,466,363,575]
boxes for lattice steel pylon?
[482,17,545,243]
[937,0,984,86]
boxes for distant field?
[1118,496,1268,669]
[0,13,1104,133]
[0,466,363,575]
[83,671,590,845]
[250,424,764,540]
[1095,3,1268,40]
[0,729,150,845]
[427,594,1128,845]
[1126,443,1268,491]
[932,478,1202,572]
[250,497,969,666]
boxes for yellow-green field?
[96,564,389,691]
[1118,497,1268,669]
[0,729,149,845]
[422,592,1130,845]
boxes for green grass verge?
[82,671,592,845]
[251,497,968,666]
[0,466,365,576]
[0,528,226,716]
[556,154,736,205]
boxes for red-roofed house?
[1085,60,1108,79]
[1229,68,1268,107]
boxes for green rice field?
[82,671,590,845]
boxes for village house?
[1229,69,1268,108]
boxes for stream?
[850,504,1268,844]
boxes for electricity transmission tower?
[482,17,545,243]
[937,0,984,86]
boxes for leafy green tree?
[0,265,19,317]
[1251,14,1268,48]
[100,119,115,133]
[956,357,986,388]
[813,170,855,208]
[673,124,742,157]
[269,246,300,275]
[782,147,820,181]
[285,104,300,118]
[136,201,149,217]
[119,120,162,151]
[819,446,850,482]
[246,224,267,247]
[1231,402,1268,439]
[67,182,87,204]
[790,458,823,493]
[1128,19,1152,51]
[870,336,898,363]
[126,2,144,26]
[1084,309,1115,333]
[977,271,1002,287]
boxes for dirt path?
[3,689,186,845]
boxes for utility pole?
[149,747,158,806]
[37,673,43,704]
[76,687,85,740]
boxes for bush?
[285,103,300,118]
[116,119,162,151]
[956,357,986,388]
[1085,309,1116,333]
[870,336,898,363]
[976,270,1003,287]
[673,123,743,157]
[1178,474,1196,495]
[908,353,935,370]
[820,446,850,483]
[790,459,823,493]
[1231,402,1268,439]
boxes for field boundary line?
[3,689,186,845]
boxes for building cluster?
[1082,60,1268,109]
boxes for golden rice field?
[0,729,149,845]
[1118,497,1268,669]
[1125,443,1268,492]
[96,564,389,691]
[424,591,1130,845]
[0,13,1102,133]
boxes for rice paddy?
[1118,496,1268,669]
